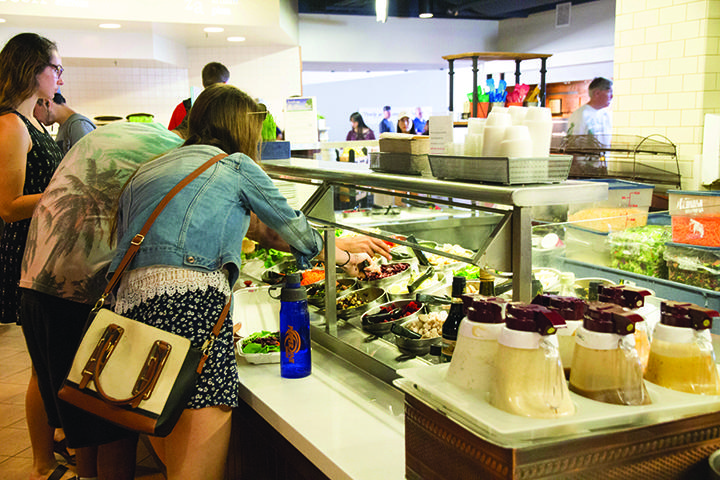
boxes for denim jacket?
[109,144,323,286]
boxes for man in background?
[34,92,96,155]
[413,107,427,135]
[168,61,229,130]
[566,77,613,137]
[379,105,393,134]
[566,77,613,175]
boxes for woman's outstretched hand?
[339,252,372,278]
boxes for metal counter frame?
[263,159,607,354]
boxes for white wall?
[299,14,499,70]
[497,0,616,83]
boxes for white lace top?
[115,265,232,314]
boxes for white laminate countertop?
[235,344,406,480]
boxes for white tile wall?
[614,0,720,190]
[59,65,189,127]
[57,45,302,129]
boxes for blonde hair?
[182,84,263,162]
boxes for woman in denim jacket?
[109,84,370,479]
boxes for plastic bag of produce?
[608,225,671,278]
[663,242,720,291]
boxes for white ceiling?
[0,13,295,50]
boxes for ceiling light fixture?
[419,0,433,18]
[227,36,246,42]
[0,18,6,23]
[204,27,224,33]
[376,0,388,23]
[99,23,121,29]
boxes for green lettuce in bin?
[608,225,671,279]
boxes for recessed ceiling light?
[99,23,121,29]
[204,27,224,33]
[0,19,6,24]
[419,13,433,18]
[227,36,246,42]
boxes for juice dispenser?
[489,303,575,418]
[533,294,587,378]
[569,303,651,406]
[596,284,652,371]
[446,297,506,392]
[645,300,720,395]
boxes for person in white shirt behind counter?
[566,77,613,137]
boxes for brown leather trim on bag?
[80,324,124,389]
[59,384,158,435]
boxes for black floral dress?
[0,111,62,324]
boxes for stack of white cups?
[482,110,512,157]
[463,118,485,156]
[523,107,553,157]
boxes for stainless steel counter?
[262,159,609,207]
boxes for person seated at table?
[346,112,375,141]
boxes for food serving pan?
[261,259,323,286]
[307,277,359,308]
[393,318,442,356]
[387,270,446,301]
[336,287,387,320]
[361,299,423,336]
[361,262,412,288]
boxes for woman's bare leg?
[154,406,232,480]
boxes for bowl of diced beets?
[361,299,423,335]
[362,262,412,288]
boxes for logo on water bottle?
[284,326,301,364]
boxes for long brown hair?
[182,84,263,161]
[0,33,58,115]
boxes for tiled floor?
[0,323,165,480]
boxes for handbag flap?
[67,309,194,415]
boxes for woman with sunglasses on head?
[0,34,76,480]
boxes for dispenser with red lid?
[569,302,650,406]
[533,294,587,377]
[489,303,575,418]
[645,301,720,395]
[446,297,506,391]
[595,284,652,372]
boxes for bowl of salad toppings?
[237,330,281,364]
[336,287,387,319]
[361,299,423,335]
[361,262,411,287]
[387,269,446,300]
[393,310,447,355]
[306,278,359,308]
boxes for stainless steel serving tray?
[428,154,573,185]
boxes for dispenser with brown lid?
[596,284,652,372]
[645,300,720,394]
[489,304,575,418]
[569,302,651,405]
[533,294,587,377]
[446,297,506,392]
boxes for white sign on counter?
[429,115,453,155]
[284,97,318,145]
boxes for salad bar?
[229,159,720,480]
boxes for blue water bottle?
[279,273,312,378]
